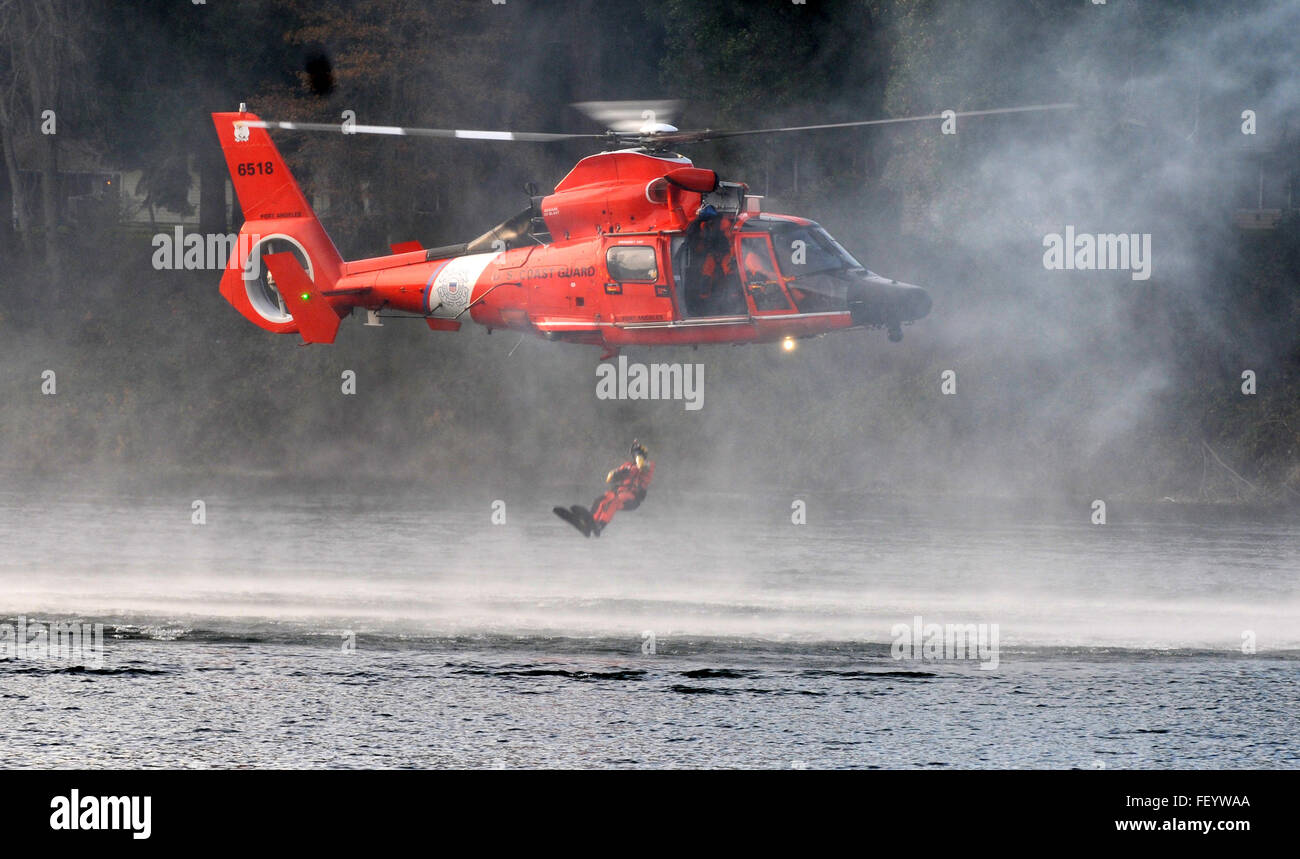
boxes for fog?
[2,0,1298,536]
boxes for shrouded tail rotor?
[212,110,348,342]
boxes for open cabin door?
[669,233,748,318]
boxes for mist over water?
[5,484,1296,769]
[3,485,1295,651]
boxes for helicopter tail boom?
[211,111,347,342]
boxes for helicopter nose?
[847,275,931,334]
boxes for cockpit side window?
[740,235,791,312]
[733,219,869,314]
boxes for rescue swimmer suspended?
[211,101,1072,354]
[554,439,654,538]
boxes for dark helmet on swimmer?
[630,439,648,465]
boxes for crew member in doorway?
[683,206,743,315]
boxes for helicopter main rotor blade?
[651,103,1078,145]
[247,119,606,143]
[248,103,1076,151]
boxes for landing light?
[782,336,797,353]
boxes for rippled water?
[1,485,1296,767]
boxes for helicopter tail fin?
[210,110,347,342]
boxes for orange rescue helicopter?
[211,102,1069,354]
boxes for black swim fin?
[573,505,605,537]
[553,505,591,537]
[571,505,604,537]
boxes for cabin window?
[606,245,658,282]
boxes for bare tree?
[0,0,87,272]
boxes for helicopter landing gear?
[887,321,903,342]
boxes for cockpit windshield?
[768,224,867,277]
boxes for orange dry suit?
[591,458,655,526]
